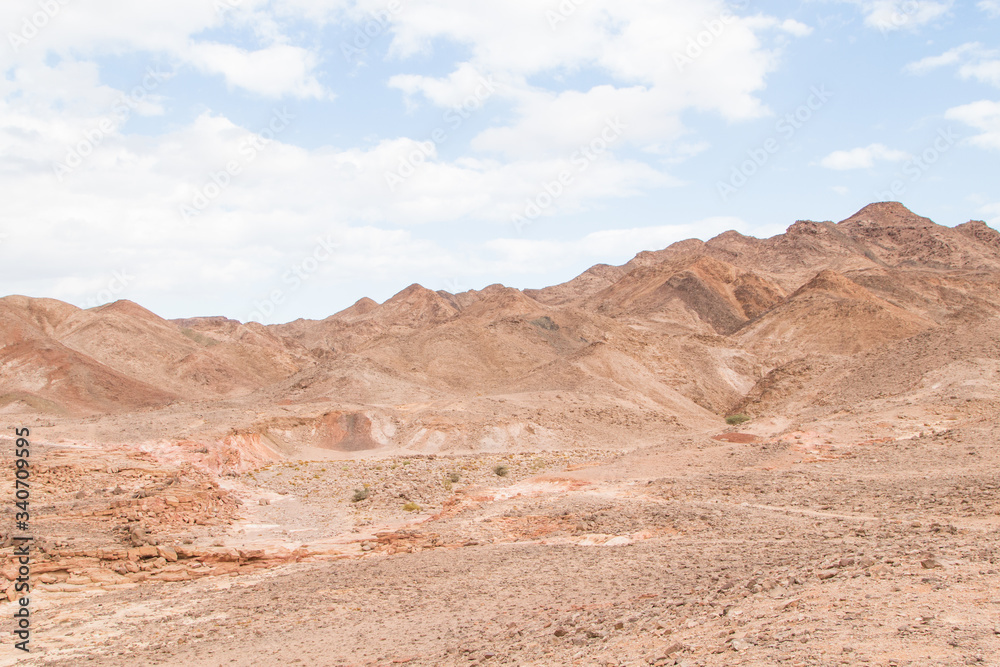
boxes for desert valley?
[2,201,1000,666]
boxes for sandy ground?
[3,406,999,667]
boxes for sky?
[0,0,998,324]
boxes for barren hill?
[2,202,998,456]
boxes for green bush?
[351,487,370,502]
[494,464,510,477]
[448,472,460,483]
[402,501,421,512]
[179,327,219,347]
[530,316,559,331]
[725,414,751,426]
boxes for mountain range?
[3,201,999,462]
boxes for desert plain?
[2,202,1000,666]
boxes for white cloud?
[977,202,1000,224]
[1,0,801,162]
[186,42,327,99]
[904,43,984,74]
[960,59,1000,88]
[389,62,497,109]
[840,0,953,32]
[819,143,910,170]
[779,19,815,37]
[471,86,685,159]
[0,0,824,319]
[741,15,814,37]
[978,1,1000,17]
[377,0,793,160]
[272,0,350,22]
[2,1,778,230]
[905,43,1000,88]
[0,86,676,313]
[945,100,1000,150]
[483,217,749,270]
[0,0,331,99]
[0,0,227,57]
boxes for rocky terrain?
[2,202,1000,665]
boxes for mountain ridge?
[2,202,998,459]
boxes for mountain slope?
[2,202,998,452]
